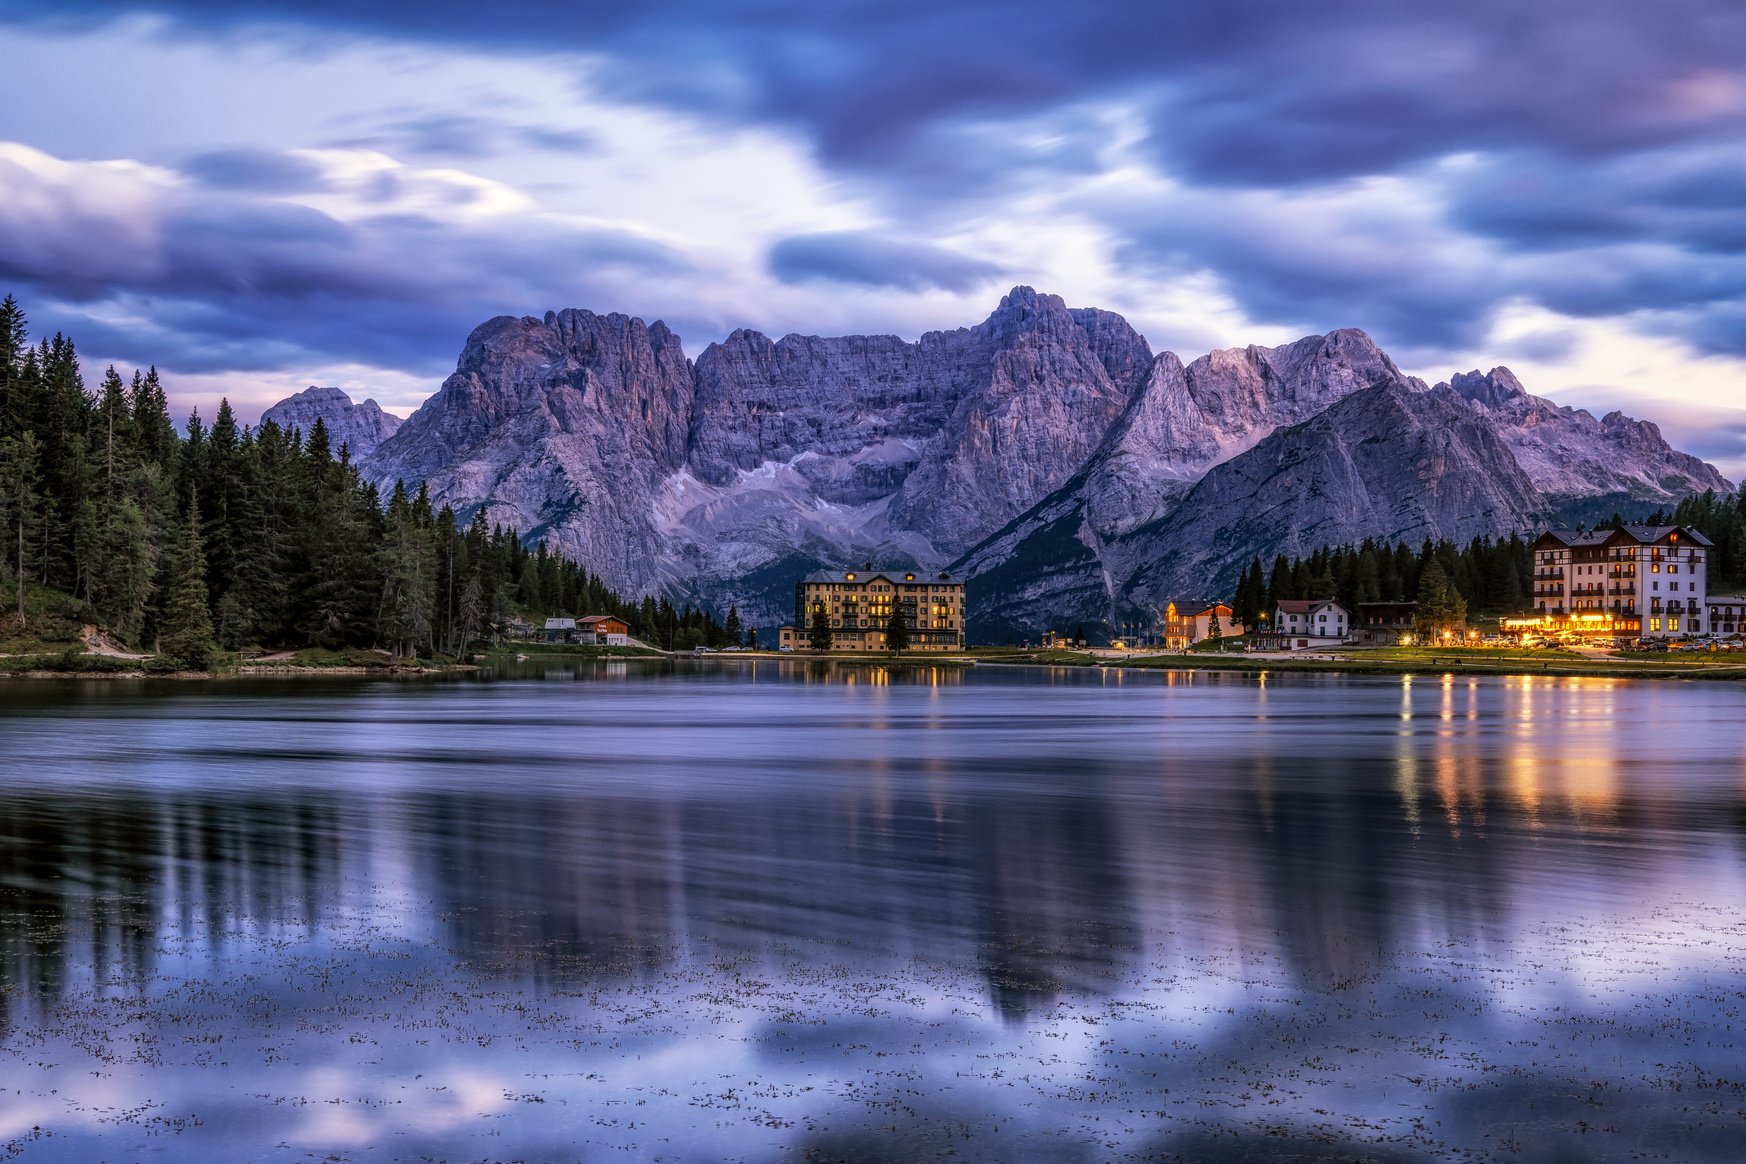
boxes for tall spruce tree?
[0,431,39,626]
[160,494,216,668]
[886,602,910,652]
[808,600,833,652]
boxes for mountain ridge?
[264,288,1733,636]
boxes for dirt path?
[80,624,153,660]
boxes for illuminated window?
[1670,617,1680,632]
[1650,618,1661,631]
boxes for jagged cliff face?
[1116,382,1546,619]
[369,310,693,594]
[1445,368,1731,503]
[266,288,1733,636]
[260,386,401,459]
[679,288,1149,566]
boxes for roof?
[544,618,577,630]
[1163,599,1227,615]
[1276,597,1344,615]
[1538,524,1714,549]
[1618,524,1714,547]
[1538,528,1613,547]
[799,568,959,585]
[578,614,628,626]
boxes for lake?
[1,660,1744,1162]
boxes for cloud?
[344,113,603,160]
[769,231,1004,293]
[0,141,696,376]
[181,148,330,193]
[1092,177,1506,351]
[6,0,1744,190]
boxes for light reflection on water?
[1,661,1745,1161]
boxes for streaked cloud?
[0,1,1740,475]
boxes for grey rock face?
[263,288,1732,636]
[1444,367,1730,502]
[367,309,694,595]
[261,386,401,459]
[1117,381,1548,617]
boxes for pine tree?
[0,431,39,626]
[1233,557,1266,628]
[886,602,910,652]
[1206,610,1223,645]
[725,604,743,647]
[159,494,216,669]
[457,569,485,658]
[1415,558,1467,639]
[808,600,833,652]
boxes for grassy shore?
[983,643,1746,681]
[481,641,663,659]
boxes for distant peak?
[1448,367,1526,406]
[290,385,353,403]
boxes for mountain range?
[264,288,1733,637]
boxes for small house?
[1257,598,1349,649]
[544,617,579,643]
[578,614,632,646]
[1161,601,1240,649]
[1353,602,1417,646]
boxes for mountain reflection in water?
[1,663,1744,1162]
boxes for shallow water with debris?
[2,661,1745,1162]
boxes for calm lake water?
[2,661,1745,1162]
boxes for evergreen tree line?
[1223,492,1746,634]
[1662,491,1746,590]
[0,294,726,664]
[1227,534,1534,629]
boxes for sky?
[0,1,1744,479]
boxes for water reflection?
[1,666,1744,1160]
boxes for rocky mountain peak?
[1448,367,1528,407]
[263,289,1733,636]
[260,385,402,459]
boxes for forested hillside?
[1229,492,1746,632]
[0,294,726,666]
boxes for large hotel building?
[1523,524,1734,639]
[778,568,966,651]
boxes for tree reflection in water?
[0,666,1744,1161]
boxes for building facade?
[1525,525,1712,639]
[778,569,966,651]
[1160,602,1240,649]
[1353,602,1418,645]
[1255,598,1350,649]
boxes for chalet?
[1708,595,1746,637]
[1353,602,1417,646]
[1525,525,1712,640]
[578,614,632,646]
[777,568,966,651]
[1256,598,1349,650]
[1160,601,1240,649]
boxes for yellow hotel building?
[778,568,966,651]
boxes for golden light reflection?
[1394,734,1421,833]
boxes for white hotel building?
[1528,525,1718,639]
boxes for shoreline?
[4,648,1744,682]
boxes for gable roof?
[799,568,959,585]
[578,614,628,626]
[1539,524,1715,550]
[1276,597,1344,615]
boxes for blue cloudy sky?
[2,1,1744,475]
